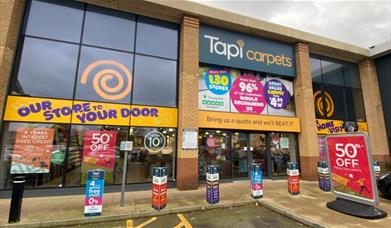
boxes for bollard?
[206,165,219,204]
[287,162,300,195]
[318,161,331,192]
[8,176,25,223]
[373,160,381,180]
[152,167,167,211]
[250,162,263,199]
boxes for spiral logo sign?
[314,90,334,118]
[80,60,132,100]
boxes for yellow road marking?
[174,214,192,228]
[126,217,157,228]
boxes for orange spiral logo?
[80,60,132,100]
[314,90,334,118]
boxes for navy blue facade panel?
[199,25,296,77]
[375,53,391,155]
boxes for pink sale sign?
[230,75,266,114]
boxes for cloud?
[192,0,391,47]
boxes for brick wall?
[176,15,199,190]
[0,0,25,122]
[294,43,319,180]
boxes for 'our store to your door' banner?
[199,66,295,116]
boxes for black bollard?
[8,176,25,223]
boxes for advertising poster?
[199,67,231,112]
[84,170,105,216]
[199,90,230,112]
[81,130,117,184]
[11,127,55,174]
[326,133,378,205]
[230,74,267,114]
[264,77,295,116]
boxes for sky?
[191,0,391,48]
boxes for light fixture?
[205,132,209,135]
[216,130,221,133]
[163,131,167,134]
[169,128,174,132]
[235,132,239,135]
[210,135,213,137]
[223,133,227,136]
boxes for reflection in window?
[310,56,322,83]
[0,122,69,189]
[127,127,176,183]
[66,125,128,186]
[83,5,136,51]
[343,62,361,89]
[133,55,177,107]
[346,88,366,121]
[12,37,79,99]
[321,57,344,86]
[270,132,298,177]
[75,46,134,103]
[25,0,83,42]
[136,16,178,59]
[198,130,231,179]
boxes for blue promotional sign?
[84,170,105,216]
[200,25,296,77]
[250,163,263,198]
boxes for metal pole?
[120,151,128,207]
[8,176,25,223]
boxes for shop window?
[65,125,128,186]
[74,46,134,103]
[198,130,231,180]
[0,122,69,189]
[310,56,322,83]
[24,0,83,43]
[132,55,177,107]
[310,55,366,122]
[345,88,366,121]
[323,85,347,120]
[321,57,344,86]
[128,127,176,183]
[82,5,136,51]
[11,37,79,99]
[136,16,178,59]
[343,62,361,89]
[269,132,298,177]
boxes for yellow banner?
[4,96,73,123]
[199,111,301,132]
[130,105,177,128]
[316,119,367,134]
[4,96,177,127]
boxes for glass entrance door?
[232,132,267,178]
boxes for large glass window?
[82,5,136,51]
[12,0,178,107]
[65,125,128,186]
[0,122,69,189]
[310,54,365,121]
[11,37,79,99]
[128,127,176,183]
[24,0,83,42]
[136,16,178,59]
[269,132,298,177]
[132,55,177,107]
[74,46,134,103]
[198,130,231,179]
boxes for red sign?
[326,133,378,205]
[11,127,55,174]
[82,131,117,184]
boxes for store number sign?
[144,131,166,153]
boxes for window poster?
[11,127,55,174]
[81,130,117,184]
[198,66,294,116]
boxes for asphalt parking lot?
[65,204,306,228]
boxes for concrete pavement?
[0,180,390,227]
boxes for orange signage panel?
[199,111,301,132]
